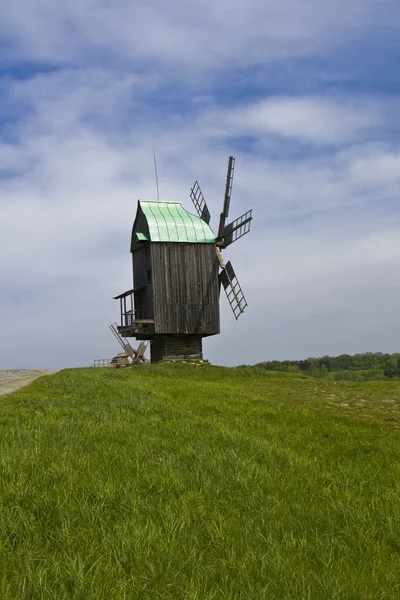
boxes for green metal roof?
[139,201,215,243]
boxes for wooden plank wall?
[151,243,220,335]
[150,335,203,362]
[130,205,149,252]
[132,244,153,319]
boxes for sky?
[0,0,399,368]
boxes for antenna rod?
[153,149,160,201]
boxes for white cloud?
[222,96,381,144]
[349,149,400,185]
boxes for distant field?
[1,365,399,599]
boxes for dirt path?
[0,370,58,397]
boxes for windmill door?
[134,289,143,320]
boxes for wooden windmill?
[114,156,253,362]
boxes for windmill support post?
[151,335,203,362]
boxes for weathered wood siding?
[151,335,203,362]
[150,243,220,335]
[130,204,149,252]
[132,244,153,320]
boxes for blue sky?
[0,0,399,368]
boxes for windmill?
[114,155,253,362]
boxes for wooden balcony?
[113,289,154,338]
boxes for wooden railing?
[93,359,111,367]
[122,307,143,327]
[114,290,143,327]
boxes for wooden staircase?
[109,323,148,364]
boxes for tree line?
[259,352,400,381]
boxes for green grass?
[1,364,400,599]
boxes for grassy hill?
[1,364,399,599]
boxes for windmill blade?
[219,260,248,320]
[222,209,253,248]
[190,181,211,224]
[217,156,235,240]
